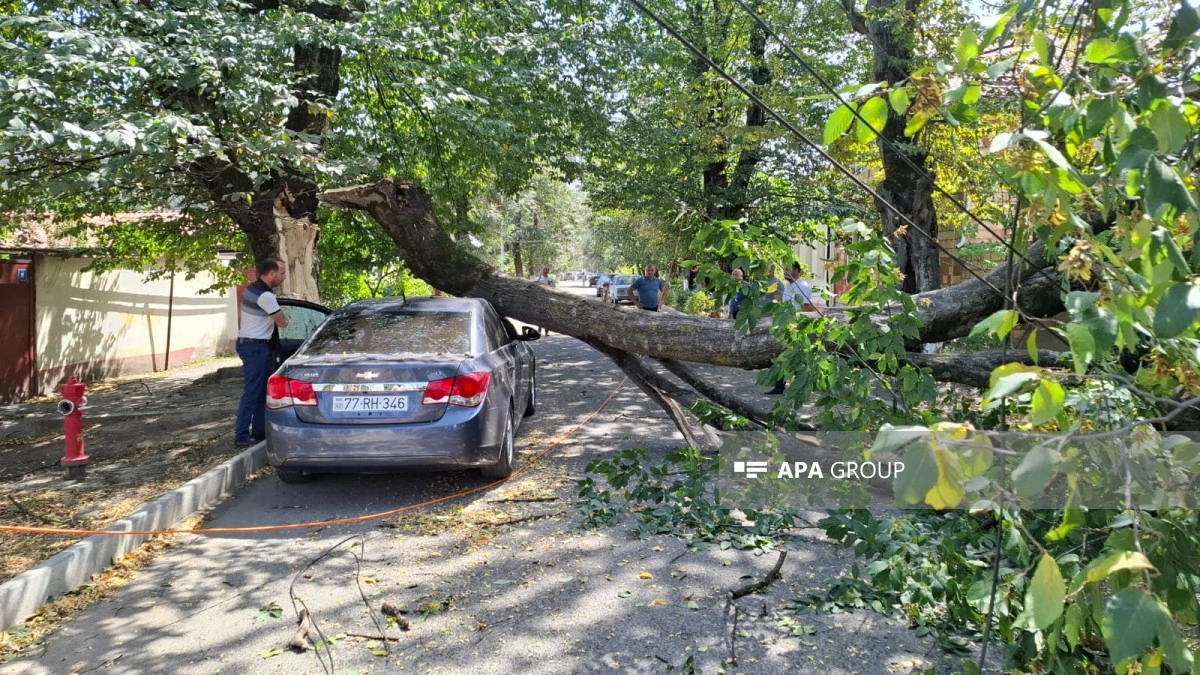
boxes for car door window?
[483,315,507,351]
[279,305,329,341]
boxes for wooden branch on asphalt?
[657,359,769,428]
[584,338,712,450]
[288,608,318,651]
[729,550,787,599]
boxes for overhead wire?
[619,0,1013,305]
[727,0,1062,292]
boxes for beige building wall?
[34,257,238,393]
[792,223,832,304]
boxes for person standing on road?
[235,259,289,448]
[766,262,817,395]
[783,261,817,312]
[728,268,751,319]
[535,266,555,334]
[630,265,666,311]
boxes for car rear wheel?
[276,467,312,484]
[482,411,515,479]
[524,368,537,417]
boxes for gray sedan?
[264,297,539,483]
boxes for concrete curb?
[0,443,267,632]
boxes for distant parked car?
[264,296,539,483]
[588,273,600,287]
[611,275,638,304]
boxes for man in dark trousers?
[235,259,289,447]
[630,264,667,311]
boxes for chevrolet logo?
[355,371,381,380]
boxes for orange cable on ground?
[0,377,628,537]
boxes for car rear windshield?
[615,275,636,284]
[303,310,472,356]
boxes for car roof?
[339,296,485,314]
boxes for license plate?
[331,395,409,412]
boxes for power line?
[620,0,1012,304]
[727,0,1062,293]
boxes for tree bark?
[900,350,1065,389]
[843,0,940,293]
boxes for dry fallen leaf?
[639,572,653,580]
[651,599,667,606]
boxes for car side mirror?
[521,326,541,341]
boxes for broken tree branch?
[729,550,787,599]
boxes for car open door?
[272,298,332,369]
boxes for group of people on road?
[728,261,815,320]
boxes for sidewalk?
[0,357,247,587]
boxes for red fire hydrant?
[58,377,89,480]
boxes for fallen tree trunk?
[900,350,1067,389]
[318,179,1067,368]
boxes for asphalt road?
[6,285,964,675]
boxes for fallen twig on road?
[487,496,561,503]
[346,632,401,642]
[728,550,787,599]
[288,608,318,652]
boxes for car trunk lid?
[284,356,464,425]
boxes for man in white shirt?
[767,262,816,395]
[235,259,289,447]
[783,261,816,312]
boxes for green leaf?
[980,5,1017,49]
[888,88,911,115]
[1154,282,1200,339]
[893,442,939,506]
[1064,323,1096,374]
[1064,602,1084,650]
[857,96,889,142]
[872,424,930,454]
[1103,589,1170,665]
[1033,32,1053,63]
[1029,137,1072,171]
[824,104,856,145]
[1069,551,1156,594]
[1143,157,1198,223]
[963,83,982,105]
[904,110,928,137]
[1085,96,1119,139]
[260,647,284,658]
[1012,444,1061,499]
[948,102,980,124]
[1163,0,1200,51]
[1023,553,1066,630]
[1148,101,1191,154]
[1026,330,1040,364]
[969,309,1020,340]
[956,28,979,64]
[1117,127,1159,173]
[1158,615,1194,673]
[1084,35,1139,63]
[986,371,1039,402]
[1031,379,1065,426]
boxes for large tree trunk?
[319,179,1062,368]
[320,179,1200,437]
[173,27,341,302]
[844,0,940,293]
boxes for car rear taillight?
[266,375,318,410]
[422,372,490,407]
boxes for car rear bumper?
[265,404,509,472]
